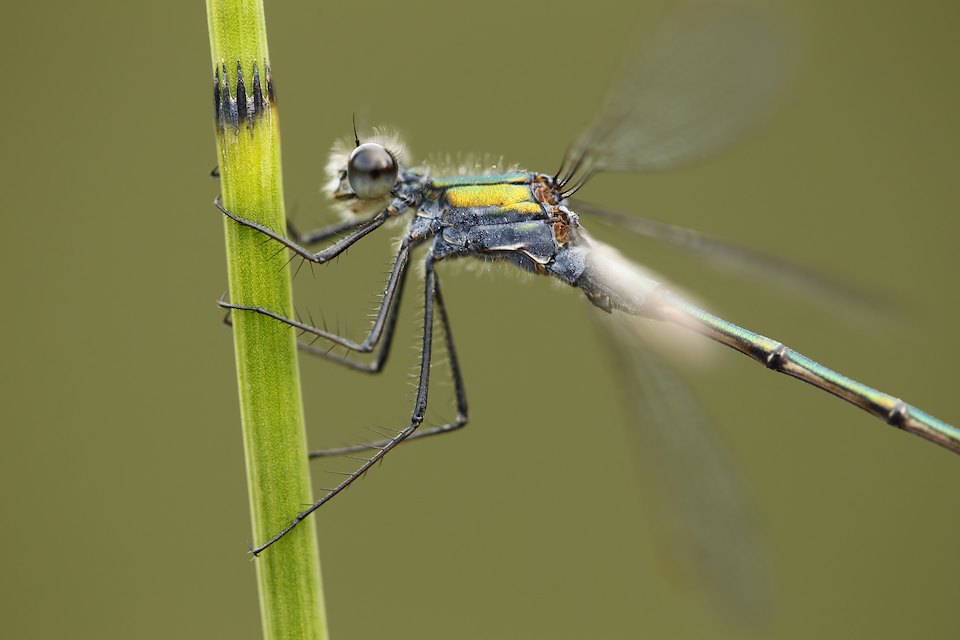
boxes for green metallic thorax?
[427,171,557,219]
[429,171,530,188]
[411,171,579,280]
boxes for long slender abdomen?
[659,293,960,455]
[574,235,960,454]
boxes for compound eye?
[347,142,398,199]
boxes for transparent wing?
[574,199,892,315]
[592,310,771,619]
[559,2,789,191]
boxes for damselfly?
[215,4,959,560]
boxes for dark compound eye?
[347,142,398,199]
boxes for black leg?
[309,265,469,457]
[251,254,445,556]
[222,239,411,374]
[287,212,382,248]
[220,239,412,355]
[214,195,404,263]
[295,250,409,372]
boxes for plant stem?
[206,2,328,638]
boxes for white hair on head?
[324,127,408,220]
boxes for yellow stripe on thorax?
[445,184,533,209]
[501,201,543,214]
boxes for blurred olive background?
[1,0,957,638]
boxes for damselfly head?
[347,143,398,199]
[325,128,406,217]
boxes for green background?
[2,0,958,638]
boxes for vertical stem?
[206,2,328,638]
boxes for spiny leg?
[221,239,412,355]
[223,240,412,373]
[287,209,384,248]
[214,195,403,263]
[309,265,469,458]
[223,243,466,454]
[295,250,410,373]
[251,254,444,556]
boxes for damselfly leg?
[308,269,470,460]
[218,199,469,553]
[214,195,397,264]
[286,213,383,247]
[222,209,411,373]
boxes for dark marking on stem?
[266,62,275,104]
[213,67,222,130]
[213,60,273,134]
[236,61,248,124]
[223,63,238,133]
[252,61,265,115]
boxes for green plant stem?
[206,2,328,638]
